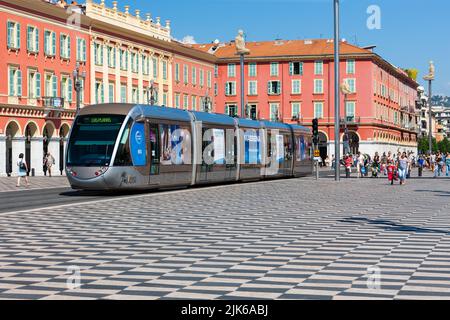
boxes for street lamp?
[73,62,86,114]
[333,0,341,181]
[340,81,352,155]
[148,80,157,105]
[235,30,250,118]
[423,61,435,154]
[203,88,212,113]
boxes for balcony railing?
[340,116,360,125]
[42,97,65,108]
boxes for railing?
[340,116,360,125]
[42,97,65,108]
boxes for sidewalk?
[0,176,70,192]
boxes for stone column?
[30,137,44,176]
[11,137,26,176]
[158,56,163,105]
[138,50,144,104]
[127,47,132,103]
[115,46,121,103]
[91,39,97,104]
[47,137,61,176]
[103,41,109,102]
[0,135,6,177]
[167,57,173,107]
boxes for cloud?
[182,35,197,45]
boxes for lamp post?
[203,88,211,112]
[73,62,86,114]
[423,61,435,154]
[333,0,341,181]
[148,80,157,105]
[235,30,250,118]
[340,81,352,155]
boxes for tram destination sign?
[78,115,125,125]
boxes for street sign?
[314,149,320,157]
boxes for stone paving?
[0,172,449,300]
[0,176,70,192]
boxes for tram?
[65,104,313,190]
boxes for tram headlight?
[66,167,77,177]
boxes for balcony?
[42,97,65,117]
[340,116,360,126]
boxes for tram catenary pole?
[333,0,341,181]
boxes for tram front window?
[67,115,125,167]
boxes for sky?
[99,0,450,96]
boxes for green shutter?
[94,44,98,64]
[82,40,86,62]
[52,32,56,56]
[9,69,14,96]
[68,78,73,102]
[52,75,57,97]
[267,81,271,94]
[100,83,104,103]
[7,22,12,48]
[100,45,104,65]
[27,26,32,51]
[16,23,20,49]
[60,34,64,57]
[289,62,293,76]
[44,32,48,54]
[300,62,303,75]
[35,29,39,53]
[16,70,22,96]
[67,36,71,59]
[36,73,41,98]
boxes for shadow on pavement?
[340,217,449,235]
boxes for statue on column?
[423,61,435,80]
[235,30,250,55]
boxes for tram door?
[148,123,160,185]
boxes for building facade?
[194,39,420,158]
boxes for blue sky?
[100,0,450,95]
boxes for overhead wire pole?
[334,0,341,181]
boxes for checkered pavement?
[0,176,69,192]
[0,173,449,300]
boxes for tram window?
[114,119,132,166]
[160,124,191,165]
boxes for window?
[142,55,150,75]
[95,81,104,104]
[175,63,180,82]
[44,30,56,56]
[183,65,188,84]
[344,78,356,93]
[289,62,303,75]
[249,63,257,77]
[226,104,237,117]
[163,92,168,106]
[60,34,71,60]
[152,57,158,78]
[347,59,355,74]
[131,52,138,73]
[214,83,218,96]
[314,79,323,94]
[45,73,57,98]
[270,103,279,121]
[192,66,196,85]
[227,64,236,77]
[199,69,204,87]
[107,46,116,68]
[8,66,22,97]
[207,71,212,88]
[7,21,20,50]
[270,62,279,76]
[225,81,236,96]
[94,43,103,66]
[120,84,127,103]
[291,102,301,117]
[60,75,73,103]
[120,49,128,71]
[174,93,180,108]
[27,26,39,53]
[28,69,41,99]
[345,101,356,120]
[79,78,85,103]
[131,86,139,104]
[192,95,196,110]
[314,102,324,119]
[292,79,301,94]
[214,65,218,77]
[314,61,323,75]
[108,83,115,103]
[248,80,257,95]
[162,61,168,80]
[183,94,189,109]
[268,81,281,95]
[76,38,87,62]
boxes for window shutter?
[300,62,303,75]
[279,81,282,94]
[16,70,22,96]
[113,48,116,67]
[9,69,14,96]
[100,83,104,103]
[7,22,12,48]
[52,75,57,97]
[52,32,56,56]
[94,44,98,64]
[27,26,32,51]
[267,81,271,94]
[60,78,64,98]
[289,62,293,76]
[35,29,39,52]
[36,73,41,98]
[82,40,86,62]
[44,32,48,55]
[60,34,64,58]
[68,78,73,102]
[16,23,20,49]
[67,36,71,59]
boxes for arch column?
[12,136,26,176]
[0,135,6,176]
[31,137,44,176]
[47,137,61,175]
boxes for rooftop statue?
[235,30,250,55]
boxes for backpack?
[19,160,26,170]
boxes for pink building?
[194,39,420,158]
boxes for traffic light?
[312,118,319,137]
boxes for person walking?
[357,152,364,178]
[445,152,450,177]
[44,152,55,177]
[344,153,352,178]
[418,154,425,177]
[16,153,30,187]
[397,152,409,185]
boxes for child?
[387,160,397,185]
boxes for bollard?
[32,168,35,177]
[418,166,422,177]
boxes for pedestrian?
[446,152,450,177]
[387,160,397,185]
[16,153,30,187]
[418,154,425,177]
[45,152,55,177]
[331,154,335,170]
[357,152,364,178]
[344,153,352,178]
[397,152,408,185]
[43,154,48,176]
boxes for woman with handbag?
[16,153,30,187]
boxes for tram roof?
[289,124,312,134]
[234,118,262,129]
[190,111,236,126]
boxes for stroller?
[387,164,398,185]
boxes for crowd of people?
[324,150,450,185]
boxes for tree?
[417,136,438,154]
